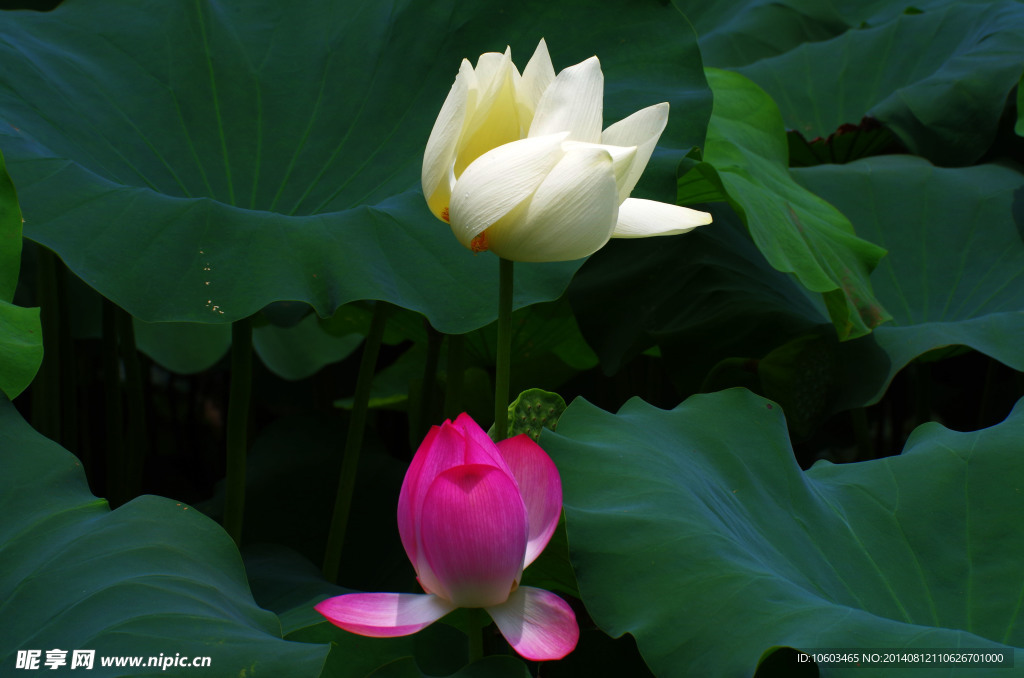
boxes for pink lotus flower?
[315,413,579,661]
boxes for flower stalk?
[493,258,513,441]
[322,302,389,582]
[224,317,253,548]
[467,607,486,663]
[443,333,466,420]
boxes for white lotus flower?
[421,39,711,263]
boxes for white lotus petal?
[448,133,568,248]
[611,198,712,238]
[517,39,556,128]
[602,103,669,202]
[486,144,618,262]
[562,140,637,197]
[455,49,521,176]
[422,61,473,221]
[528,56,603,143]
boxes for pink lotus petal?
[453,412,514,472]
[497,434,563,566]
[420,464,528,607]
[487,586,579,661]
[315,592,455,637]
[399,420,479,577]
[399,417,516,593]
[397,424,443,568]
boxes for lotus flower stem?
[323,301,389,582]
[443,333,465,419]
[102,300,123,503]
[493,258,514,441]
[224,317,253,548]
[416,320,443,441]
[850,408,873,459]
[32,247,62,444]
[115,305,147,502]
[467,607,486,663]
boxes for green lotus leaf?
[792,156,1024,407]
[132,319,231,374]
[544,389,1023,677]
[0,299,42,400]
[673,0,848,68]
[739,1,1024,165]
[253,312,363,381]
[569,205,829,379]
[678,68,890,340]
[0,147,20,300]
[0,0,709,332]
[0,147,42,399]
[0,396,328,677]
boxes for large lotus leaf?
[674,0,1005,69]
[133,308,364,378]
[542,389,1024,677]
[738,2,1024,166]
[0,0,709,333]
[133,318,231,374]
[253,312,363,381]
[831,0,1006,27]
[678,69,889,340]
[0,397,328,676]
[570,204,830,377]
[792,156,1024,407]
[672,0,849,68]
[0,147,42,399]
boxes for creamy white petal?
[422,62,473,221]
[455,49,522,176]
[601,103,669,202]
[473,49,511,91]
[486,144,618,262]
[517,39,556,129]
[611,198,712,238]
[448,133,568,248]
[528,56,603,143]
[562,140,636,197]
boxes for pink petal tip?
[315,592,454,638]
[487,586,579,661]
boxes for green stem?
[416,320,443,439]
[467,608,485,663]
[322,302,389,582]
[224,318,253,548]
[443,333,466,420]
[493,258,513,441]
[850,407,873,460]
[102,300,124,504]
[116,308,148,501]
[32,247,61,443]
[910,361,931,428]
[55,261,76,453]
[978,358,999,429]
